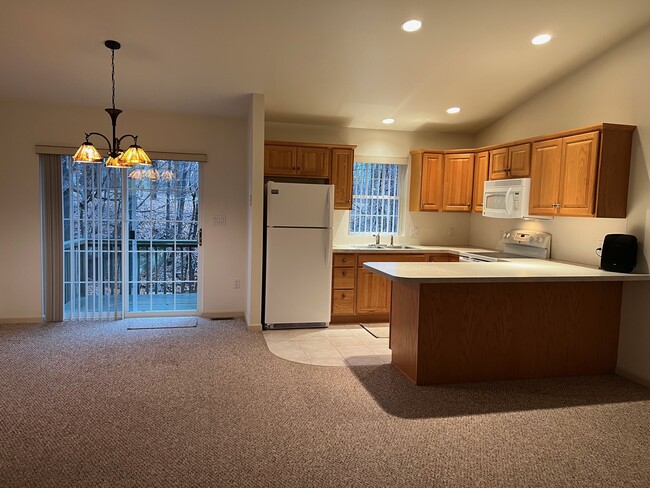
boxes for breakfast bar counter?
[364,260,649,385]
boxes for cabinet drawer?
[333,254,356,267]
[333,268,355,289]
[332,290,355,315]
[428,253,460,262]
[357,254,426,266]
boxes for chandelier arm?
[117,134,139,147]
[85,132,113,153]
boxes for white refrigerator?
[264,181,333,329]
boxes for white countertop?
[332,245,491,254]
[364,259,650,283]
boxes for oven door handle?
[505,188,513,216]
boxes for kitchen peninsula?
[365,259,649,385]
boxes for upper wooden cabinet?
[265,144,329,178]
[530,132,599,217]
[489,143,531,180]
[264,145,297,176]
[297,146,329,178]
[331,148,354,210]
[412,123,635,218]
[409,151,444,211]
[264,141,356,209]
[442,153,475,212]
[472,151,489,213]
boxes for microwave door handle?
[505,188,513,216]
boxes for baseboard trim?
[247,323,263,332]
[616,367,650,388]
[201,311,245,320]
[0,317,44,324]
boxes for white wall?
[0,98,248,321]
[473,25,650,383]
[265,122,476,246]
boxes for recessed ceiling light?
[382,118,395,124]
[531,33,552,45]
[401,19,422,32]
[446,107,461,114]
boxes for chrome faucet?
[373,234,380,246]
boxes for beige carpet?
[2,317,650,487]
[360,322,390,338]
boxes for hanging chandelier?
[73,40,152,168]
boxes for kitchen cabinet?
[331,254,355,316]
[409,151,444,211]
[472,151,489,213]
[530,131,600,217]
[489,143,531,180]
[264,145,296,176]
[442,153,475,212]
[356,268,391,314]
[264,144,329,178]
[331,252,428,322]
[331,148,354,210]
[410,123,634,218]
[428,253,460,262]
[297,146,330,177]
[264,141,356,208]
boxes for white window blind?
[349,162,401,234]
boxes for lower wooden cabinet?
[331,252,433,323]
[356,269,391,314]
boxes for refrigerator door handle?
[326,185,333,228]
[326,228,333,264]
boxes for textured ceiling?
[1,0,649,132]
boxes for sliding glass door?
[62,158,200,319]
[127,161,199,313]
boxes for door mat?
[360,323,390,338]
[125,317,198,330]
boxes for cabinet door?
[443,153,475,212]
[472,151,489,212]
[489,147,508,180]
[356,268,391,314]
[530,138,562,216]
[331,148,354,210]
[264,145,296,176]
[508,143,531,177]
[297,147,330,177]
[420,153,444,211]
[558,131,599,217]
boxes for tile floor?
[262,324,391,366]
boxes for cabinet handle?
[342,271,346,276]
[341,294,346,298]
[552,203,561,208]
[297,166,301,170]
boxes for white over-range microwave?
[482,178,548,219]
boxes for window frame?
[348,156,408,236]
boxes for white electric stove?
[459,230,551,262]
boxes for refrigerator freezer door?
[267,182,333,228]
[265,227,332,326]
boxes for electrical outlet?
[234,279,240,289]
[410,227,419,237]
[213,216,226,225]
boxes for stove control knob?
[504,232,511,239]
